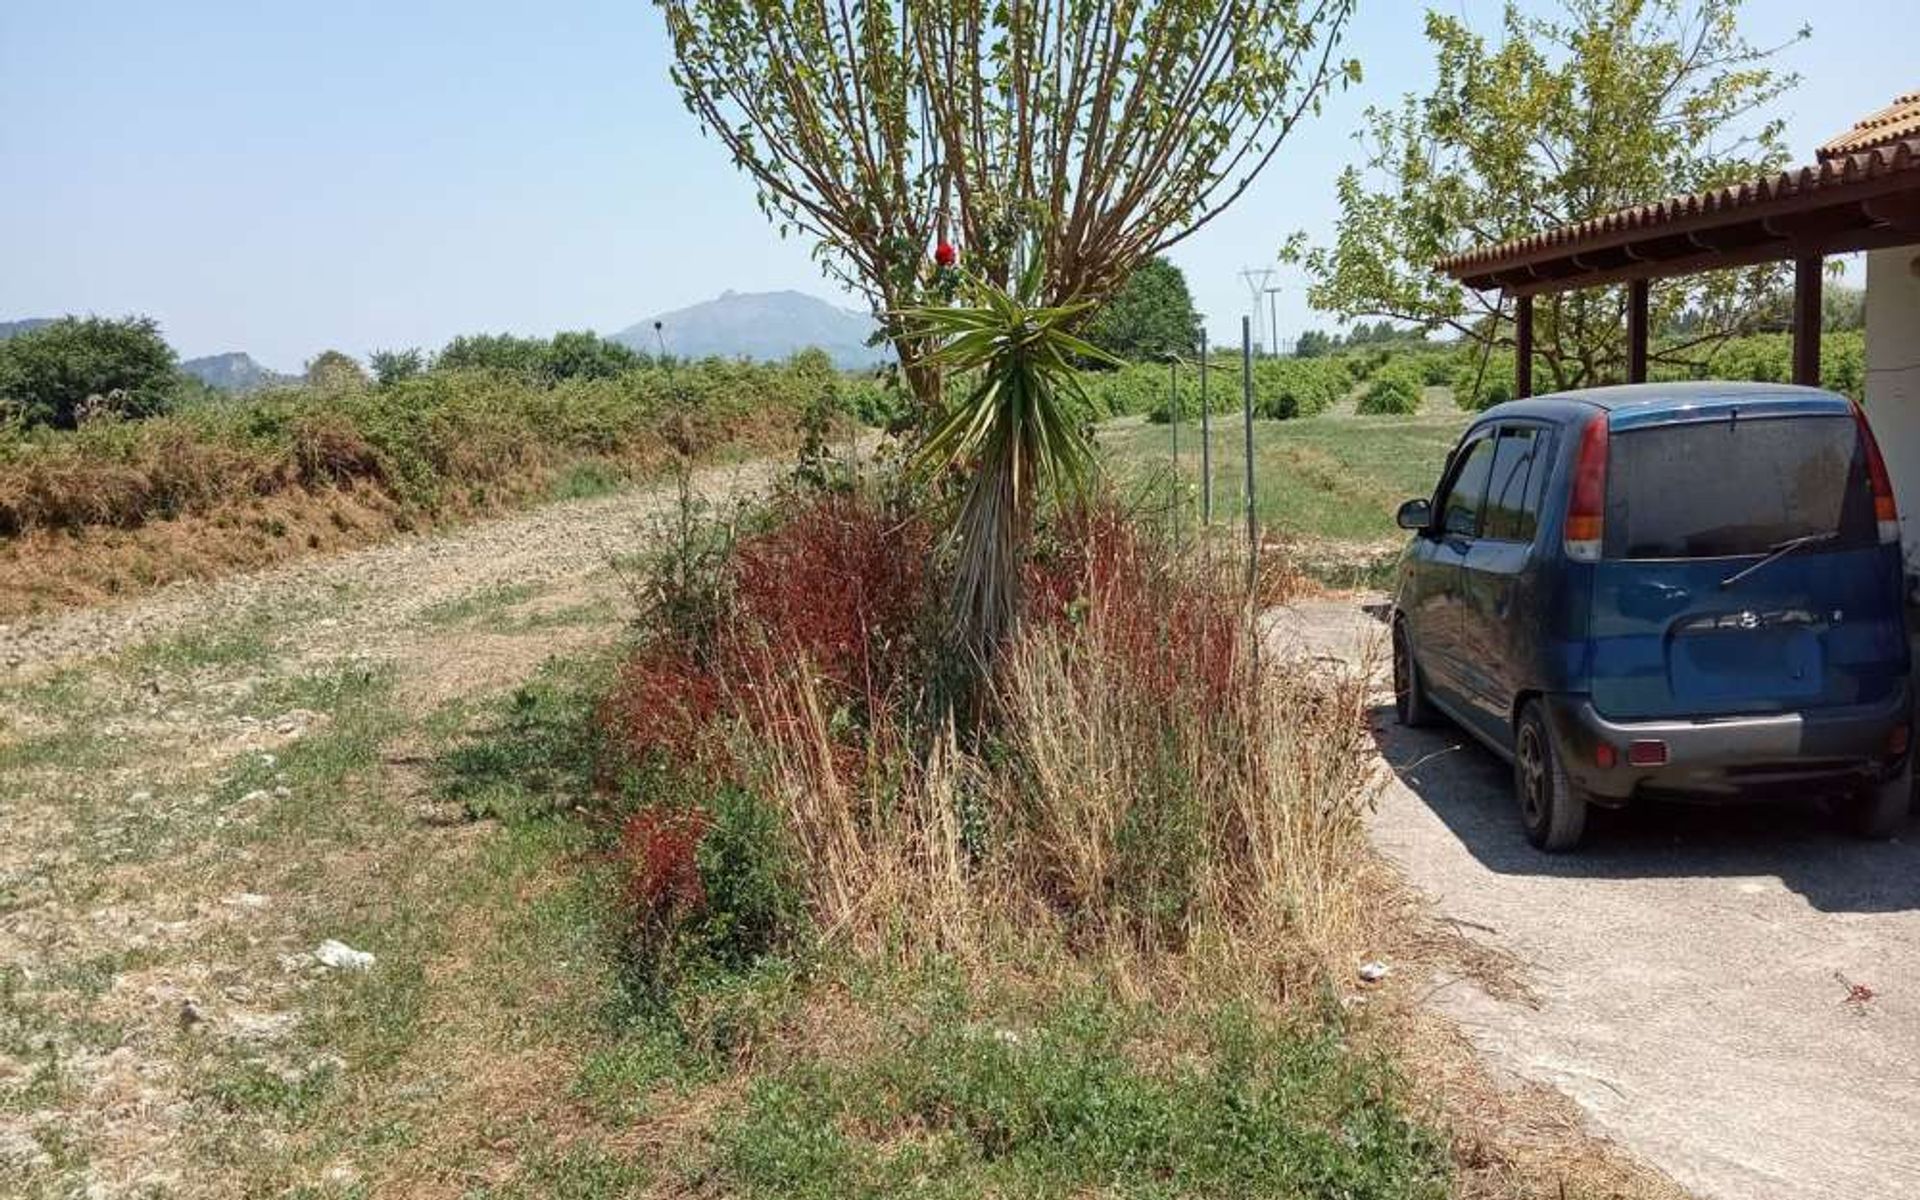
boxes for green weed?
[413,582,539,629]
[707,978,1450,1200]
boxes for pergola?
[1437,92,1920,399]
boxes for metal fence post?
[1242,317,1257,595]
[1199,330,1211,526]
[1168,356,1180,541]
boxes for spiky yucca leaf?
[899,263,1121,660]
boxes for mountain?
[0,318,54,342]
[180,352,296,393]
[616,290,886,370]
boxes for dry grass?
[719,513,1387,999]
[0,364,827,618]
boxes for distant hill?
[180,352,296,393]
[617,290,886,370]
[0,318,55,342]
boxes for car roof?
[1474,381,1851,425]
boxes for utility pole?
[1264,286,1283,360]
[1238,267,1276,357]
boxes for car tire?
[1838,761,1913,840]
[1514,701,1587,852]
[1392,618,1436,729]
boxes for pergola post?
[1793,255,1823,387]
[1515,293,1534,399]
[1627,278,1650,384]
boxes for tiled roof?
[1436,136,1920,280]
[1820,90,1920,161]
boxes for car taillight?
[1852,401,1900,546]
[1564,413,1609,563]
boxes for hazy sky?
[1,1,1910,370]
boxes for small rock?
[314,940,375,971]
[130,790,154,805]
[1357,961,1391,984]
[239,789,271,805]
[258,753,278,768]
[226,892,271,909]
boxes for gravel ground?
[1270,595,1920,1200]
[0,457,785,681]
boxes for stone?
[314,940,375,971]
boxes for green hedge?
[1130,355,1361,423]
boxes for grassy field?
[1099,396,1467,548]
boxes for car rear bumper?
[1544,688,1912,803]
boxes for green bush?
[0,315,183,429]
[1350,354,1433,416]
[837,374,907,427]
[1356,375,1420,415]
[693,786,805,971]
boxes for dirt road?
[1273,597,1920,1200]
[0,456,791,1196]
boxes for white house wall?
[1866,245,1920,575]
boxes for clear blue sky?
[0,1,1910,370]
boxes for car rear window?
[1603,413,1875,559]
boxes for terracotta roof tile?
[1820,90,1920,161]
[1436,136,1920,280]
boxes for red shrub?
[1027,502,1244,708]
[617,806,710,932]
[598,640,729,771]
[730,496,933,706]
[596,495,935,785]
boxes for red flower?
[934,240,957,267]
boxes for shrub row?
[1124,355,1362,424]
[0,357,842,536]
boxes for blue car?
[1391,382,1912,851]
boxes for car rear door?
[1454,422,1555,748]
[1588,404,1908,720]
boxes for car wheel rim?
[1517,726,1548,826]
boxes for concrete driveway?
[1272,597,1920,1200]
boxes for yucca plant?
[901,255,1121,662]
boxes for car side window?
[1482,426,1546,542]
[1440,433,1497,538]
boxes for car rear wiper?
[1718,530,1839,590]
